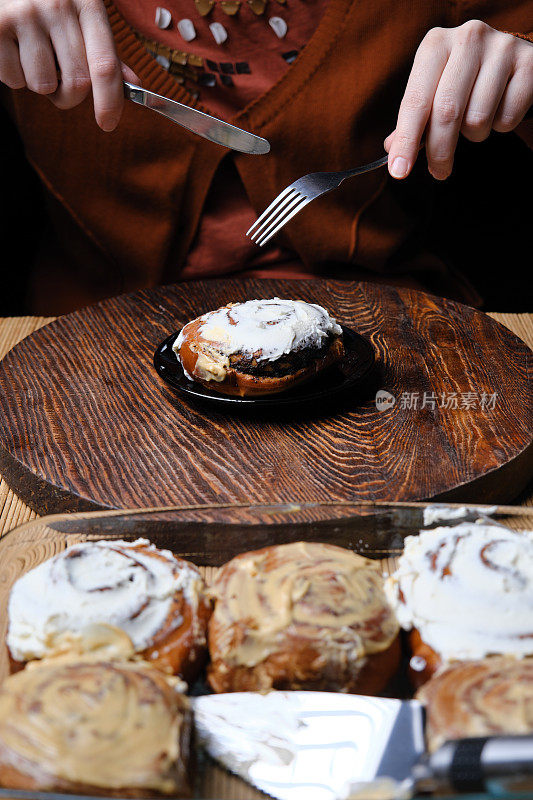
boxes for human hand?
[0,0,139,130]
[384,20,533,180]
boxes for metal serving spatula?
[194,692,533,800]
[124,82,270,154]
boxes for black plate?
[153,326,376,408]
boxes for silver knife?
[194,692,533,800]
[124,81,270,154]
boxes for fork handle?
[341,154,389,180]
[343,141,428,181]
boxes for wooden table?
[1,312,533,538]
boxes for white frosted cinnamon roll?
[417,657,533,752]
[174,298,344,396]
[385,523,533,683]
[208,541,400,694]
[0,659,193,796]
[7,538,212,681]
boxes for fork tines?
[246,187,310,246]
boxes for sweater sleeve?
[504,31,533,43]
[447,0,531,36]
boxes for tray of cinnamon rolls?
[0,501,532,800]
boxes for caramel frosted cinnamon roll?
[385,523,533,682]
[7,538,212,681]
[0,659,193,796]
[174,298,344,396]
[417,657,533,752]
[208,541,400,694]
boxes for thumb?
[121,62,141,85]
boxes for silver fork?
[247,153,389,246]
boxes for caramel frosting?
[7,538,204,663]
[386,523,533,661]
[209,542,399,669]
[417,657,533,752]
[37,622,136,662]
[0,659,191,793]
[174,299,342,382]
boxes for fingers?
[389,21,533,181]
[78,0,124,131]
[0,35,26,89]
[493,64,533,133]
[387,28,449,179]
[48,11,91,109]
[16,21,58,94]
[425,34,481,180]
[0,0,134,130]
[461,57,511,142]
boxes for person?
[0,0,531,314]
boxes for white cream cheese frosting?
[385,523,533,662]
[174,298,342,382]
[422,504,497,526]
[7,538,201,662]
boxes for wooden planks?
[1,281,532,518]
[0,316,53,536]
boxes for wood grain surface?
[0,279,532,514]
[1,311,531,539]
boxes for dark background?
[1,103,531,315]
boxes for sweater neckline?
[106,0,356,134]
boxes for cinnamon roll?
[174,298,344,396]
[417,657,533,752]
[0,659,193,796]
[207,541,400,694]
[7,538,212,681]
[385,523,533,686]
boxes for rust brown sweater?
[1,0,532,313]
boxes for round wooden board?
[1,279,532,514]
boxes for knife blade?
[124,82,270,154]
[194,692,533,800]
[49,503,527,567]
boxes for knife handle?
[426,736,533,794]
[123,81,144,103]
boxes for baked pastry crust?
[174,299,345,397]
[7,539,212,682]
[0,659,193,796]
[417,657,533,752]
[179,334,344,396]
[207,541,400,694]
[407,629,442,689]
